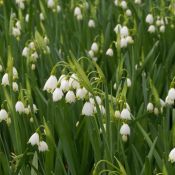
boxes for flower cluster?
[28,132,48,152]
[88,42,99,61]
[47,0,61,13]
[74,7,83,21]
[114,25,134,48]
[12,20,21,39]
[16,0,26,9]
[44,73,106,117]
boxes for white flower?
[47,0,54,8]
[0,109,8,121]
[28,132,39,146]
[120,26,129,37]
[120,38,128,48]
[115,110,121,118]
[25,14,29,22]
[76,14,83,21]
[24,107,30,115]
[22,47,29,57]
[126,36,134,44]
[38,141,48,152]
[88,50,94,57]
[32,104,38,113]
[57,5,61,12]
[168,88,175,100]
[58,74,66,83]
[15,101,25,114]
[120,123,130,135]
[126,78,131,87]
[99,105,106,115]
[160,25,165,33]
[126,9,132,16]
[114,0,119,6]
[135,0,141,4]
[76,88,87,100]
[121,108,131,120]
[114,24,122,33]
[91,42,99,53]
[88,19,95,28]
[74,7,81,16]
[40,13,45,21]
[82,102,94,116]
[120,1,127,9]
[154,107,159,115]
[169,148,175,163]
[52,88,63,102]
[2,73,9,86]
[147,102,154,112]
[106,48,113,57]
[12,27,21,37]
[65,91,76,103]
[60,79,69,92]
[13,67,18,79]
[31,52,38,60]
[146,14,154,24]
[12,82,18,92]
[43,75,57,93]
[148,25,156,33]
[29,42,35,49]
[165,96,174,105]
[69,74,80,89]
[160,99,165,107]
[120,123,130,142]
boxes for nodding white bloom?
[15,101,25,114]
[114,24,122,33]
[148,25,156,33]
[47,0,55,8]
[146,14,154,24]
[120,123,130,142]
[88,19,95,28]
[0,109,8,121]
[40,13,45,21]
[120,38,128,48]
[120,1,127,9]
[69,74,80,89]
[165,96,174,105]
[52,88,63,102]
[25,14,29,22]
[121,108,131,120]
[60,79,69,92]
[126,36,134,44]
[29,42,35,50]
[126,9,132,16]
[58,74,66,83]
[24,107,30,115]
[38,141,48,152]
[82,102,94,116]
[147,102,154,112]
[2,73,9,86]
[120,26,129,37]
[31,64,36,70]
[160,25,165,33]
[43,75,57,93]
[74,7,81,16]
[135,0,141,4]
[16,0,25,9]
[156,19,161,26]
[92,57,98,62]
[57,5,61,12]
[12,27,21,37]
[160,99,165,107]
[22,47,29,57]
[88,50,94,57]
[91,42,99,53]
[96,96,102,105]
[169,148,175,163]
[114,0,119,6]
[113,83,117,90]
[76,88,87,100]
[168,88,175,100]
[77,14,83,21]
[32,104,38,113]
[154,107,159,115]
[106,48,113,57]
[31,52,38,61]
[28,132,39,146]
[126,78,132,87]
[13,67,18,79]
[65,91,76,103]
[12,82,18,92]
[115,110,121,118]
[99,105,106,115]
